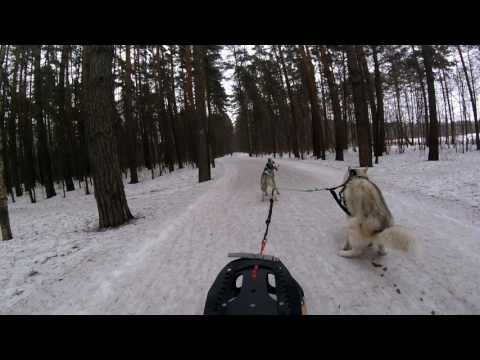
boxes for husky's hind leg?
[339,218,368,258]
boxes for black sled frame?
[204,253,305,315]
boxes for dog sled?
[204,253,306,315]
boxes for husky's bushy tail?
[373,225,415,253]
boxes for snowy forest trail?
[1,154,480,314]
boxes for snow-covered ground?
[1,148,480,314]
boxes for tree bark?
[346,46,372,167]
[0,45,14,202]
[372,45,386,156]
[18,48,36,202]
[0,128,12,240]
[58,45,75,192]
[442,68,456,145]
[83,45,133,228]
[168,46,184,169]
[182,46,197,165]
[0,47,13,239]
[422,45,439,161]
[457,46,480,150]
[319,46,344,160]
[9,52,22,197]
[341,50,350,149]
[124,45,139,183]
[33,45,56,198]
[411,45,430,146]
[193,46,211,182]
[275,45,300,158]
[156,46,176,173]
[439,71,450,145]
[299,45,324,159]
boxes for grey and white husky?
[338,167,414,258]
[260,160,279,201]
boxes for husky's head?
[344,166,369,182]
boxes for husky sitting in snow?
[338,167,414,258]
[260,159,279,201]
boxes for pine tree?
[0,45,13,240]
[33,45,56,198]
[123,45,139,183]
[193,46,211,182]
[422,45,439,161]
[83,45,133,228]
[0,127,12,240]
[299,45,325,160]
[457,46,480,150]
[371,45,386,158]
[319,46,344,160]
[346,46,372,167]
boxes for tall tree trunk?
[33,45,56,198]
[457,65,468,152]
[168,46,184,169]
[181,46,197,165]
[299,45,324,159]
[442,68,456,145]
[404,87,414,145]
[457,46,480,150]
[19,49,36,203]
[83,45,133,228]
[79,47,91,195]
[137,49,152,171]
[371,45,386,156]
[9,53,22,197]
[0,45,14,202]
[422,45,439,161]
[157,46,176,173]
[206,100,216,166]
[318,65,330,154]
[58,45,75,192]
[439,71,450,145]
[411,45,430,146]
[391,61,405,153]
[357,46,376,159]
[319,46,344,160]
[0,47,13,239]
[232,47,253,157]
[0,127,12,240]
[193,46,211,182]
[341,50,350,149]
[124,45,139,183]
[346,46,372,167]
[275,45,300,158]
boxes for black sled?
[204,253,306,315]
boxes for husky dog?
[260,159,279,201]
[338,167,414,258]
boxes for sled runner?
[203,253,306,315]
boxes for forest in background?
[0,45,479,235]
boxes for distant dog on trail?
[261,159,279,201]
[338,167,414,258]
